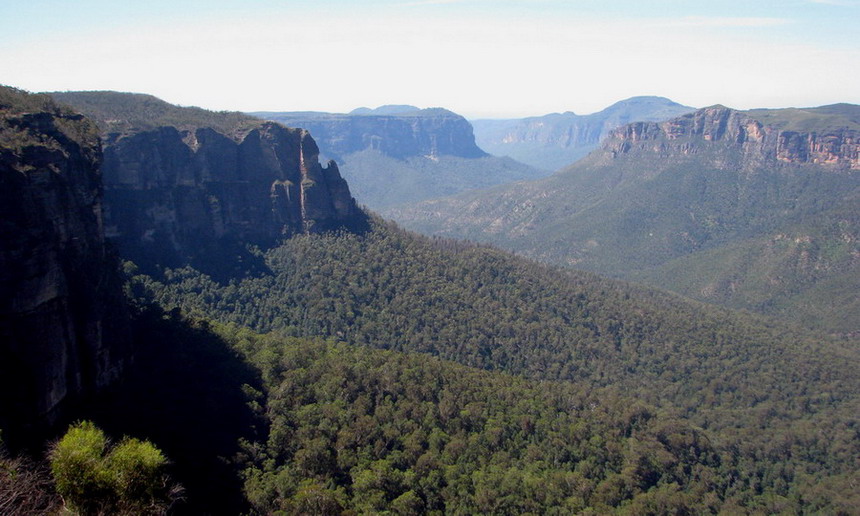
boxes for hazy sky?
[1,0,858,118]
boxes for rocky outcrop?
[253,108,488,160]
[603,105,860,170]
[100,121,365,272]
[0,89,127,442]
[471,97,695,170]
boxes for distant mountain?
[252,107,547,209]
[349,104,420,115]
[390,104,860,334]
[471,96,695,170]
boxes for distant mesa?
[349,104,421,115]
[252,105,547,210]
[471,96,696,171]
[252,105,487,161]
[390,102,860,334]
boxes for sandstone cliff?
[602,105,860,171]
[471,96,695,170]
[101,122,364,272]
[0,88,127,442]
[253,107,488,161]
[53,92,367,275]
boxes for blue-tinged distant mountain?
[251,106,548,209]
[392,104,860,335]
[472,96,695,171]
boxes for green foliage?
[391,126,860,333]
[0,85,70,115]
[217,327,728,514]
[339,149,546,210]
[49,90,263,137]
[745,103,860,132]
[50,421,177,515]
[127,219,860,513]
[0,85,101,156]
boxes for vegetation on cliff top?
[49,90,264,137]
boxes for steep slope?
[471,96,694,171]
[253,106,546,209]
[392,105,860,333]
[53,91,367,277]
[0,87,128,444]
[128,218,860,513]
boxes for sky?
[1,0,858,119]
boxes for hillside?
[391,104,860,334]
[253,106,547,209]
[50,90,261,136]
[471,96,694,171]
[124,217,860,513]
[3,85,859,513]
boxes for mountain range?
[252,106,548,209]
[471,96,695,171]
[389,104,860,334]
[1,86,859,514]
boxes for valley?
[391,104,860,335]
[0,86,858,514]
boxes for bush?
[50,421,180,515]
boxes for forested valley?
[116,216,860,514]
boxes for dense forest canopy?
[124,217,860,513]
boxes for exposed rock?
[252,108,488,161]
[603,105,860,170]
[0,88,127,443]
[99,120,365,273]
[471,96,695,170]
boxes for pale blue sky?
[1,0,858,117]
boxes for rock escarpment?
[253,107,488,161]
[49,91,367,275]
[389,102,860,333]
[603,105,860,170]
[0,88,127,442]
[471,96,695,170]
[101,122,364,272]
[252,106,543,211]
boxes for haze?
[1,0,858,118]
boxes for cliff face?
[101,121,365,272]
[0,89,126,441]
[254,108,488,160]
[603,105,860,170]
[471,97,695,170]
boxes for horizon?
[2,0,859,119]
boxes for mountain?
[52,91,367,277]
[4,85,858,513]
[389,104,860,334]
[252,106,547,209]
[471,96,695,171]
[0,87,129,445]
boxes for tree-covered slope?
[124,218,860,513]
[389,105,860,334]
[50,90,261,136]
[220,325,858,515]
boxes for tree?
[50,421,181,515]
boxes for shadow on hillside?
[83,307,262,515]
